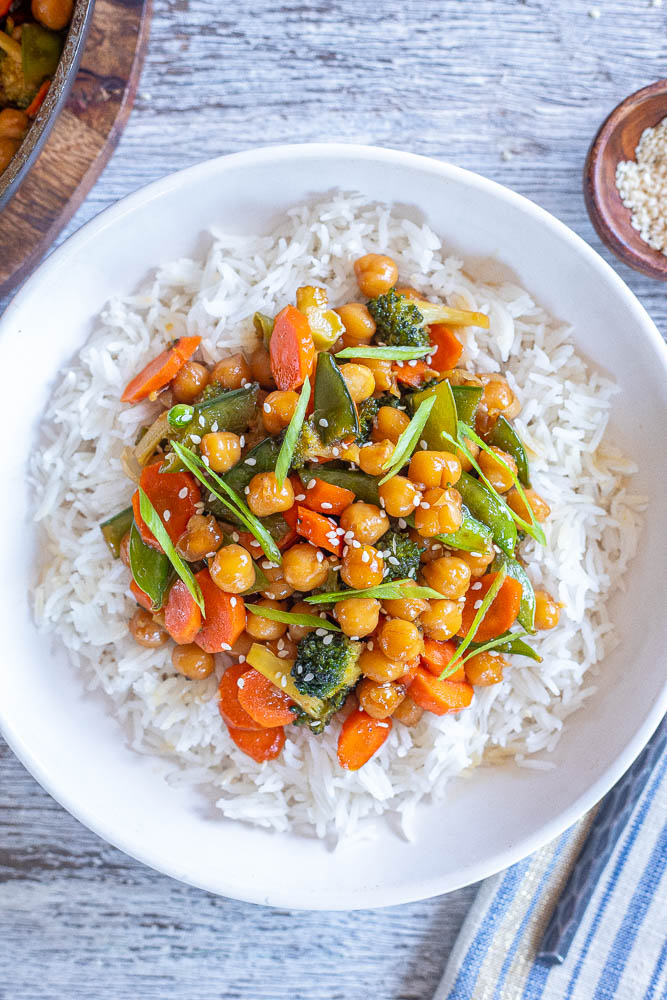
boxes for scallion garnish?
[137,489,205,613]
[438,565,508,680]
[305,580,444,605]
[334,345,432,361]
[454,628,529,667]
[275,376,310,488]
[167,403,195,429]
[246,605,340,631]
[378,395,436,486]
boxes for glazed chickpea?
[417,536,446,564]
[246,472,294,517]
[371,405,410,444]
[456,436,480,473]
[262,390,299,435]
[357,678,405,720]
[506,487,551,524]
[356,358,394,392]
[287,600,320,641]
[382,596,429,622]
[0,138,20,174]
[340,442,361,464]
[393,695,424,727]
[422,556,472,599]
[0,109,29,140]
[478,372,517,414]
[359,647,406,683]
[340,543,384,590]
[177,514,224,561]
[334,598,381,638]
[358,439,394,477]
[249,346,275,389]
[453,538,496,578]
[172,643,215,680]
[32,0,73,31]
[200,431,242,473]
[119,531,131,569]
[171,361,209,403]
[129,608,168,648]
[354,253,399,297]
[339,502,389,545]
[414,487,463,537]
[340,363,376,403]
[378,476,421,518]
[409,450,461,489]
[261,563,294,601]
[335,303,376,346]
[282,543,329,591]
[245,599,288,640]
[378,618,423,663]
[210,543,256,594]
[267,635,299,660]
[210,352,252,390]
[420,599,463,641]
[230,630,254,659]
[478,446,517,493]
[465,651,507,686]
[534,590,561,630]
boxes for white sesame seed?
[295,494,306,501]
[344,531,355,541]
[250,539,261,548]
[238,654,246,662]
[307,480,316,490]
[336,527,345,536]
[245,457,257,466]
[198,415,206,427]
[332,447,340,457]
[211,421,219,432]
[316,551,324,562]
[343,545,349,556]
[222,643,232,651]
[352,539,361,548]
[323,634,333,645]
[473,600,483,610]
[190,434,202,444]
[321,501,333,509]
[421,501,430,510]
[202,455,210,467]
[163,509,171,522]
[240,436,246,447]
[263,402,271,413]
[361,550,370,563]
[178,487,188,499]
[318,418,328,428]
[388,556,399,566]
[471,582,482,590]
[420,440,428,450]
[408,359,418,367]
[265,591,275,600]
[230,597,237,607]
[379,497,386,508]
[278,650,290,658]
[232,532,239,542]
[398,518,407,529]
[280,675,287,688]
[244,485,250,494]
[304,672,314,682]
[237,677,245,688]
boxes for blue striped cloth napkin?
[435,744,667,1000]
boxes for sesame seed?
[344,531,355,541]
[332,447,340,457]
[232,532,239,542]
[321,502,333,509]
[307,480,316,490]
[278,650,290,658]
[280,676,287,688]
[295,494,306,501]
[163,509,171,522]
[202,455,210,467]
[230,597,237,607]
[222,643,232,651]
[198,415,206,427]
[237,677,245,688]
[343,546,349,556]
[304,672,314,682]
[211,421,219,432]
[336,528,345,536]
[473,600,483,610]
[190,434,202,444]
[250,539,260,548]
[263,402,271,413]
[238,654,246,662]
[368,640,374,650]
[323,634,333,645]
[379,497,386,508]
[240,436,246,447]
[420,440,428,450]
[471,582,482,590]
[351,539,361,548]
[316,551,324,562]
[265,591,275,599]
[316,627,327,637]
[178,487,188,499]
[388,556,399,566]
[361,550,370,563]
[318,418,329,428]
[398,518,407,529]
[244,485,250,494]
[245,457,257,466]
[408,359,418,367]
[421,502,430,510]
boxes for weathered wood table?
[1,2,665,997]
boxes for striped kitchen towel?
[435,737,667,1000]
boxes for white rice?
[30,194,645,840]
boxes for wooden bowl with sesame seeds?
[584,79,667,280]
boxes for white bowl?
[1,145,666,910]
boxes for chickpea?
[378,618,423,662]
[172,643,215,680]
[282,543,329,591]
[465,651,507,686]
[356,357,394,391]
[267,635,298,660]
[340,543,384,590]
[249,346,275,389]
[506,487,551,524]
[288,600,320,641]
[246,472,294,517]
[456,436,480,473]
[199,431,241,473]
[119,531,131,569]
[417,536,446,564]
[393,695,424,727]
[453,538,496,578]
[32,0,73,31]
[353,253,399,297]
[171,361,209,403]
[357,678,405,720]
[261,563,294,601]
[262,390,299,435]
[0,109,29,140]
[177,514,224,561]
[339,502,389,545]
[378,475,421,518]
[359,647,406,683]
[335,303,376,346]
[230,630,254,659]
[129,608,168,648]
[245,599,288,640]
[409,449,461,489]
[358,439,394,477]
[371,406,410,444]
[420,599,463,640]
[334,598,381,638]
[422,556,472,599]
[340,442,360,464]
[339,363,375,403]
[210,544,256,594]
[478,446,517,493]
[382,597,429,621]
[477,373,520,420]
[0,138,20,174]
[210,353,252,390]
[414,487,463,537]
[534,590,561,630]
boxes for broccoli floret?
[292,633,362,701]
[0,55,35,109]
[356,394,402,444]
[292,418,335,469]
[289,688,349,735]
[380,529,423,583]
[367,289,430,348]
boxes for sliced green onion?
[137,489,205,613]
[275,376,310,488]
[171,441,281,563]
[455,629,529,666]
[378,395,436,485]
[334,345,432,361]
[247,605,340,631]
[305,580,444,605]
[167,403,195,429]
[438,565,507,680]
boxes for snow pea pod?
[408,378,457,450]
[451,385,483,427]
[434,505,493,553]
[128,522,171,611]
[100,506,134,558]
[456,471,517,556]
[313,352,359,444]
[468,632,542,662]
[162,384,260,471]
[253,312,274,348]
[299,467,380,506]
[492,551,536,632]
[488,415,531,486]
[21,23,62,88]
[222,436,282,496]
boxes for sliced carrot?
[337,709,392,771]
[392,360,438,387]
[194,569,246,653]
[218,664,264,731]
[301,477,355,516]
[237,668,296,727]
[269,305,316,391]
[129,579,153,612]
[0,1,13,15]
[429,324,463,372]
[227,724,286,763]
[26,80,50,118]
[421,637,466,682]
[121,336,201,403]
[164,579,202,644]
[131,463,200,550]
[408,667,474,715]
[295,506,343,556]
[398,655,422,686]
[458,572,523,642]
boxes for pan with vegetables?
[102,251,561,771]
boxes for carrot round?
[164,579,202,644]
[194,569,246,653]
[458,572,523,642]
[392,359,437,387]
[302,477,355,516]
[130,579,153,612]
[398,655,422,686]
[337,709,392,771]
[295,506,343,556]
[408,667,474,715]
[218,664,264,731]
[131,463,200,550]
[227,724,286,762]
[421,637,466,682]
[121,336,201,403]
[429,324,463,372]
[269,305,316,391]
[237,668,296,727]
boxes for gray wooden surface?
[2,1,666,997]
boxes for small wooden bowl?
[584,80,667,280]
